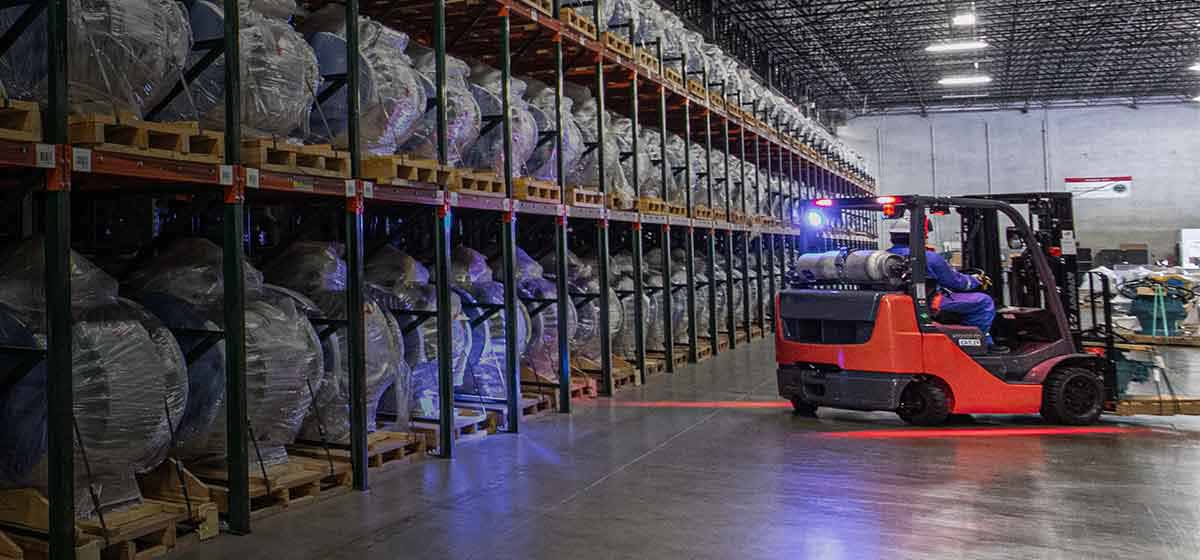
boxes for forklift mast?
[959,193,1080,337]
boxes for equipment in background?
[794,250,908,290]
[1119,275,1197,336]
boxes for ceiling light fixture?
[952,13,976,26]
[938,75,993,86]
[941,93,990,99]
[1190,63,1200,72]
[925,40,989,53]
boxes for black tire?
[1041,366,1104,425]
[791,398,819,417]
[897,381,951,426]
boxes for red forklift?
[777,194,1117,425]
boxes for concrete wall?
[841,104,1200,260]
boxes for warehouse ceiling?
[688,0,1200,114]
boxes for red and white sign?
[1064,176,1132,199]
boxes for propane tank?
[795,250,907,288]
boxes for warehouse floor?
[173,340,1200,560]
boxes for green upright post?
[737,93,750,343]
[552,0,571,413]
[628,24,646,384]
[681,56,697,364]
[702,68,717,356]
[499,7,521,432]
[656,42,673,372]
[764,118,775,334]
[753,115,765,334]
[219,0,250,535]
[433,0,455,457]
[45,0,72,556]
[594,0,613,396]
[721,88,735,350]
[343,0,369,492]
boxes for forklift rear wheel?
[897,381,951,426]
[791,398,819,417]
[1041,366,1104,425]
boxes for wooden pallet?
[611,355,640,389]
[687,80,707,99]
[664,67,684,87]
[648,348,688,369]
[514,177,561,203]
[608,191,636,210]
[637,196,668,215]
[517,0,551,16]
[241,139,350,178]
[362,155,459,188]
[411,409,498,448]
[751,325,765,339]
[735,329,750,343]
[567,186,604,208]
[666,203,687,217]
[603,32,635,59]
[455,169,505,197]
[643,357,666,376]
[137,460,220,542]
[459,396,552,428]
[191,460,327,520]
[693,205,716,220]
[69,113,223,163]
[289,431,426,478]
[0,100,40,143]
[0,488,187,560]
[1113,395,1200,416]
[1119,332,1200,347]
[637,48,660,74]
[559,7,597,38]
[708,93,726,110]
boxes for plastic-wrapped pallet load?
[0,240,188,517]
[263,242,408,444]
[365,246,471,419]
[503,248,577,380]
[611,114,649,205]
[664,133,693,206]
[524,79,585,182]
[568,96,635,205]
[638,127,674,200]
[462,63,538,177]
[155,3,319,138]
[401,46,481,167]
[125,238,323,469]
[450,247,530,400]
[610,252,651,359]
[0,0,190,116]
[708,148,728,210]
[539,250,620,363]
[307,17,426,154]
[644,248,686,350]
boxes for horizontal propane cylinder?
[795,250,908,288]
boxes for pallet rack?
[10,0,878,557]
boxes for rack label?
[35,144,55,169]
[71,147,92,173]
[246,168,260,189]
[530,10,538,21]
[363,181,375,199]
[294,177,314,192]
[344,179,356,197]
[219,165,234,186]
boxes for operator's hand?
[971,272,993,291]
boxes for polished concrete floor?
[174,340,1200,560]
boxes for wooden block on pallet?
[190,460,325,520]
[138,459,219,541]
[2,531,100,560]
[363,155,459,188]
[664,67,684,87]
[687,79,707,98]
[70,112,224,163]
[1114,395,1200,416]
[514,177,561,203]
[456,169,506,197]
[693,205,715,220]
[296,144,351,178]
[636,196,668,215]
[0,100,41,143]
[607,191,636,210]
[290,431,426,475]
[517,0,551,16]
[666,203,687,217]
[637,48,660,74]
[559,7,597,38]
[411,409,496,448]
[603,32,635,59]
[567,186,604,208]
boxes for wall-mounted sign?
[1064,176,1132,199]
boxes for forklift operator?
[887,219,999,347]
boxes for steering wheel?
[960,267,992,292]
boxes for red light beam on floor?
[818,426,1151,439]
[591,400,794,409]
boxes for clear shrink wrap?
[307,17,426,154]
[0,242,187,517]
[638,127,673,199]
[569,98,634,204]
[708,148,728,209]
[450,247,529,400]
[401,46,481,167]
[365,246,470,419]
[504,248,576,379]
[611,115,648,202]
[462,63,537,177]
[125,238,321,469]
[262,242,407,443]
[610,253,649,358]
[571,0,615,31]
[0,0,190,116]
[156,4,319,138]
[524,79,585,182]
[539,250,617,363]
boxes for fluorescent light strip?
[925,40,988,53]
[941,93,990,99]
[952,13,976,26]
[1190,63,1200,72]
[938,75,993,86]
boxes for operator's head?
[888,218,911,246]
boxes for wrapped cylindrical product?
[0,0,190,117]
[0,242,188,518]
[611,114,648,204]
[450,247,529,400]
[401,47,481,166]
[503,248,577,379]
[155,3,319,138]
[569,97,634,204]
[462,63,538,177]
[524,79,585,182]
[610,253,649,358]
[638,127,673,200]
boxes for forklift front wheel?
[791,398,819,417]
[1041,366,1104,425]
[897,381,951,426]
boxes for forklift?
[777,193,1143,426]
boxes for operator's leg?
[939,292,996,342]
